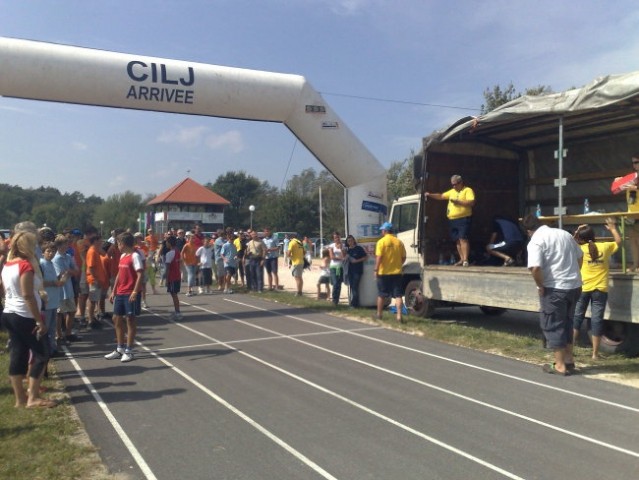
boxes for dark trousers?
[248,259,264,291]
[348,271,363,307]
[330,267,343,304]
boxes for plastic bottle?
[535,204,542,218]
[584,198,590,214]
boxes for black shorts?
[376,274,403,298]
[167,280,181,294]
[489,240,523,257]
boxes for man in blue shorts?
[425,174,475,266]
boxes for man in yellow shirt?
[425,174,476,267]
[374,222,406,322]
[287,233,305,296]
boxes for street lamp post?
[249,205,255,230]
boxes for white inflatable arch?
[0,37,387,238]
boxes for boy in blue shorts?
[105,232,144,363]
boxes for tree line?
[0,158,417,238]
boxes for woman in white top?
[1,230,56,408]
[328,232,346,305]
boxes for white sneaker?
[198,287,204,294]
[142,301,148,309]
[105,348,124,360]
[121,351,134,363]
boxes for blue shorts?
[113,293,141,317]
[449,216,472,241]
[377,274,403,298]
[264,257,278,274]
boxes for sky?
[2,0,639,200]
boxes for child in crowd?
[52,234,79,343]
[317,248,331,300]
[221,232,238,294]
[196,236,214,294]
[40,242,67,357]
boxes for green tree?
[387,151,418,200]
[481,83,554,114]
[207,171,270,229]
[93,191,144,234]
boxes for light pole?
[249,205,255,230]
[99,220,104,237]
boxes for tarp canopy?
[432,71,639,150]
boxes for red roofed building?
[146,178,230,234]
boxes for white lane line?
[61,346,158,480]
[218,300,639,459]
[227,299,639,414]
[168,309,524,479]
[153,326,384,353]
[130,334,340,480]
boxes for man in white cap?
[374,222,406,322]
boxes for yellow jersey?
[375,234,406,275]
[442,186,475,220]
[579,241,618,292]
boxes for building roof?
[146,178,230,206]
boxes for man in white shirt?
[522,214,583,376]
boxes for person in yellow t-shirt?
[374,222,406,323]
[425,174,475,267]
[287,233,305,296]
[573,218,621,360]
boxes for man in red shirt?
[105,232,144,363]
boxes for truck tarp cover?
[433,72,639,149]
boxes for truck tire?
[404,280,435,318]
[595,321,639,357]
[479,306,507,316]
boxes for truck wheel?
[479,306,507,316]
[596,321,639,357]
[404,280,435,318]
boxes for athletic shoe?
[121,351,134,363]
[198,287,204,294]
[142,301,148,308]
[65,334,82,343]
[185,292,193,297]
[89,320,103,330]
[105,348,124,360]
[171,312,183,321]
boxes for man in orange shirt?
[86,234,109,329]
[145,228,158,254]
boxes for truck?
[389,72,639,356]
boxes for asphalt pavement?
[53,280,639,480]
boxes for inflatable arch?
[0,37,387,238]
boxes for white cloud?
[157,125,208,148]
[157,126,244,153]
[107,174,126,188]
[204,130,244,153]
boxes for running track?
[54,292,639,480]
